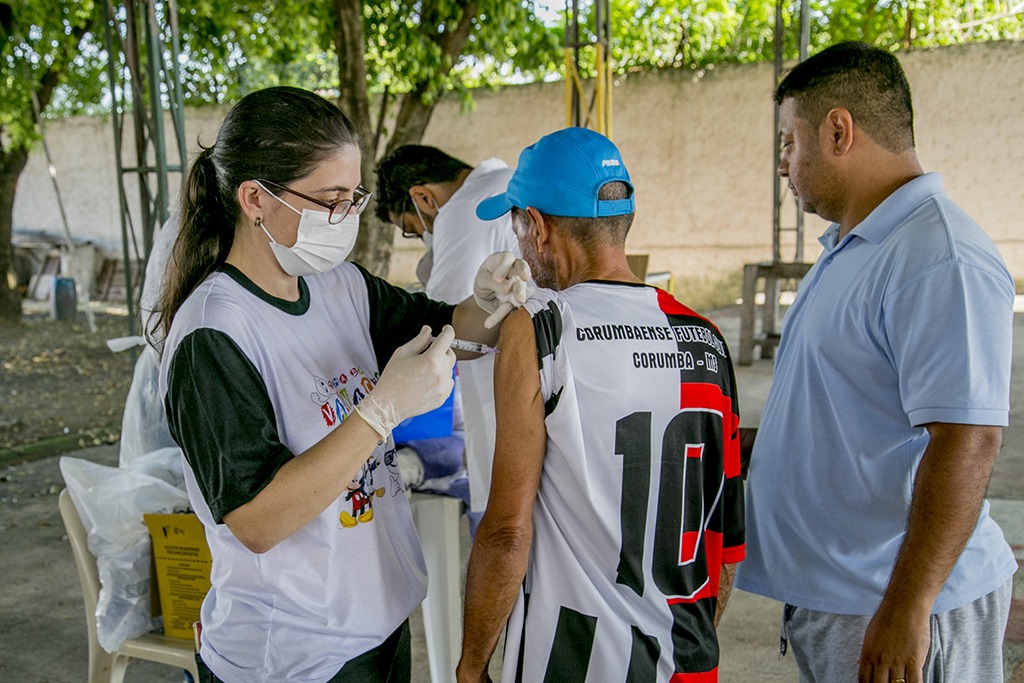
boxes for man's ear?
[237,180,265,223]
[526,206,550,249]
[408,186,438,216]
[822,107,855,156]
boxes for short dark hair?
[775,41,914,153]
[374,145,472,222]
[514,181,634,251]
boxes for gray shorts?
[782,579,1012,683]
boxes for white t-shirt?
[424,158,519,304]
[160,262,453,682]
[425,158,521,513]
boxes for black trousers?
[195,620,412,683]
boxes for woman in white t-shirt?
[154,86,527,683]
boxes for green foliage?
[0,1,102,148]
[812,0,1024,49]
[5,0,1023,133]
[172,0,334,103]
[345,1,560,105]
[126,1,560,112]
[564,0,1024,76]
[453,1,562,87]
[3,0,1021,147]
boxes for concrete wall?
[15,40,1024,298]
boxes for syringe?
[450,339,500,354]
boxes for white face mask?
[412,196,437,248]
[256,181,360,277]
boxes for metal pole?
[123,0,154,257]
[572,0,581,127]
[564,1,574,128]
[594,0,604,135]
[796,0,809,261]
[103,0,186,336]
[103,0,137,334]
[604,0,613,139]
[772,0,783,264]
[167,0,188,175]
[145,0,169,239]
[799,0,810,61]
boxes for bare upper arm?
[923,423,1003,460]
[486,307,547,528]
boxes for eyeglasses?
[257,178,372,225]
[393,197,421,239]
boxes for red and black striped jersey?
[505,282,744,682]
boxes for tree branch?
[386,0,478,152]
[954,2,1024,29]
[5,5,94,129]
[436,0,477,66]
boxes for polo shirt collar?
[818,172,944,251]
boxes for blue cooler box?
[391,369,456,443]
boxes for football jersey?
[504,282,745,683]
[160,262,452,682]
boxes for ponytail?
[149,145,235,346]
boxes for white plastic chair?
[410,492,463,683]
[58,488,199,683]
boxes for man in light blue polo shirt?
[735,41,1016,683]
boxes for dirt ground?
[0,306,136,455]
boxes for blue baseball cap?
[476,127,634,220]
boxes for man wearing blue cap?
[457,128,745,682]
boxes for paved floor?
[712,306,1024,682]
[1,307,1021,681]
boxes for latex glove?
[473,251,534,329]
[355,325,456,440]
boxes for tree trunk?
[0,147,29,322]
[388,85,439,155]
[334,0,394,276]
[333,0,372,141]
[334,0,480,278]
[0,10,92,322]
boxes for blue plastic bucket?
[50,277,77,321]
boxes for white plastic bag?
[115,344,178,468]
[112,213,181,468]
[124,446,185,489]
[59,456,189,653]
